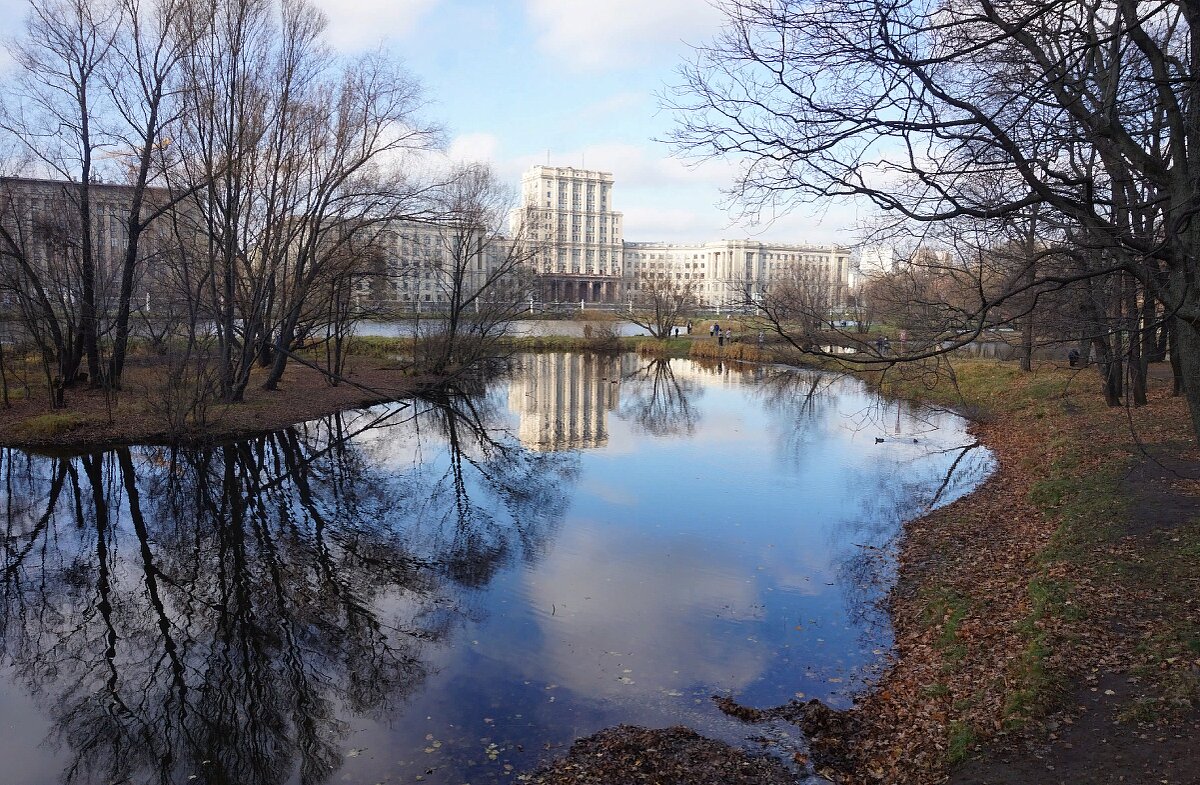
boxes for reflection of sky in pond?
[0,355,992,785]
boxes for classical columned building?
[359,164,853,310]
[509,166,624,304]
[623,240,851,308]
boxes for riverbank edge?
[784,361,1198,784]
[0,339,648,450]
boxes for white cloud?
[525,0,725,70]
[519,525,772,700]
[507,141,735,190]
[312,0,440,52]
[446,132,501,165]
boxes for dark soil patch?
[951,674,1200,785]
[1118,452,1200,536]
[523,725,801,785]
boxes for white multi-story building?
[368,165,852,310]
[509,166,625,303]
[364,219,519,309]
[624,239,850,308]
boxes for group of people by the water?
[710,322,735,346]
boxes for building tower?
[510,166,624,303]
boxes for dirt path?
[950,446,1200,785]
[952,674,1200,785]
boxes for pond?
[0,354,994,785]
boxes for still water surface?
[0,354,992,785]
[358,318,649,338]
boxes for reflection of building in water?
[509,353,630,450]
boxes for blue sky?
[310,0,861,244]
[0,0,861,244]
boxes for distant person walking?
[718,330,725,347]
[711,322,721,337]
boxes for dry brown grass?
[0,355,421,448]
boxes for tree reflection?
[752,367,839,457]
[618,358,702,437]
[410,386,577,586]
[831,439,992,645]
[745,367,994,646]
[0,395,574,785]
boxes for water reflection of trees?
[0,397,575,785]
[409,387,578,586]
[617,358,703,437]
[755,367,839,445]
[745,368,994,651]
[826,436,993,670]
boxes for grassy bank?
[808,360,1199,783]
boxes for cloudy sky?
[308,0,865,244]
[1,0,861,244]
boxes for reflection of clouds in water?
[748,367,997,650]
[760,549,837,597]
[577,477,639,507]
[0,355,997,785]
[519,525,771,701]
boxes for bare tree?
[411,163,540,377]
[164,0,437,402]
[101,0,200,387]
[668,0,1200,439]
[755,260,839,349]
[627,269,697,339]
[257,49,439,391]
[0,178,78,404]
[1,0,118,386]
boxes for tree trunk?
[262,312,299,391]
[108,119,161,388]
[76,172,102,389]
[0,338,9,408]
[107,218,145,388]
[1173,317,1200,441]
[1127,277,1147,406]
[1091,334,1122,407]
[1019,220,1037,372]
[1168,320,1184,397]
